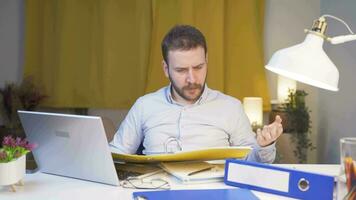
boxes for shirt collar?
[165,84,209,106]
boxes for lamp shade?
[265,34,339,91]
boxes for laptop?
[18,110,121,186]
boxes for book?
[133,188,259,200]
[111,146,252,163]
[160,161,225,184]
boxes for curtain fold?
[25,0,152,108]
[25,0,270,110]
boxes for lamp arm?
[329,34,356,44]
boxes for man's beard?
[169,75,205,103]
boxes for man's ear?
[162,60,169,78]
[205,53,208,64]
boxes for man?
[110,25,283,163]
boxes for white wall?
[0,0,24,87]
[264,0,320,163]
[0,0,24,125]
[318,0,356,163]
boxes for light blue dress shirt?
[110,85,276,163]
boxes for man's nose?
[187,69,196,83]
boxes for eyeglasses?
[120,170,170,190]
[122,177,170,189]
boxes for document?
[111,146,252,163]
[160,161,225,184]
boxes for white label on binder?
[227,163,290,192]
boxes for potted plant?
[0,135,36,192]
[284,90,315,163]
[0,77,47,139]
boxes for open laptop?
[18,110,121,186]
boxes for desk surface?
[0,164,340,200]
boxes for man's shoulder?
[207,88,242,106]
[136,86,168,105]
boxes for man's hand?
[256,115,283,147]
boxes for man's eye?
[176,69,186,73]
[194,65,203,70]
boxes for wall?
[0,0,24,87]
[0,0,24,125]
[318,0,356,163]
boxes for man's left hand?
[256,115,283,147]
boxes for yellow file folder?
[112,146,252,163]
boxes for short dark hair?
[161,25,207,64]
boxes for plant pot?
[0,155,26,191]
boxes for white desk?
[0,164,340,200]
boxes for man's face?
[163,47,207,104]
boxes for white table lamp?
[243,97,263,128]
[265,15,356,91]
[277,75,297,103]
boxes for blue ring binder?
[224,159,335,200]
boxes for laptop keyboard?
[114,162,162,180]
[116,169,143,180]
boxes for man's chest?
[141,103,234,137]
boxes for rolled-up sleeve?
[229,101,276,163]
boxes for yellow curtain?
[25,0,152,108]
[25,0,270,110]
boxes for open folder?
[111,146,252,163]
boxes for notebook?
[160,161,225,184]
